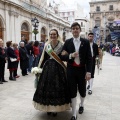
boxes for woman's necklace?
[51,41,59,49]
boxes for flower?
[32,29,39,34]
[31,67,42,75]
[96,57,99,60]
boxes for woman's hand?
[61,50,68,55]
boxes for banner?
[92,26,100,43]
[107,20,120,40]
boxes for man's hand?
[5,57,8,60]
[85,72,91,81]
[71,52,79,58]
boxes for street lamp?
[31,17,39,40]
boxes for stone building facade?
[89,0,120,42]
[75,18,90,38]
[0,0,70,46]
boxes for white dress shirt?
[90,42,93,57]
[73,37,81,64]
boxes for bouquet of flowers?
[31,67,42,88]
[31,67,42,74]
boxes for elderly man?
[19,42,29,76]
[0,39,8,84]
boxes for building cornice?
[0,0,70,28]
[89,0,119,4]
[75,18,89,22]
[90,10,120,14]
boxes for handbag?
[10,57,17,62]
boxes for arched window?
[41,27,46,34]
[95,17,101,27]
[21,23,29,31]
[41,27,46,42]
[21,22,29,42]
[0,20,3,39]
[108,16,114,22]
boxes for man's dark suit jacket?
[61,37,92,73]
[0,47,6,64]
[92,43,99,59]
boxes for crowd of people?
[104,42,120,56]
[0,39,44,84]
[0,22,104,120]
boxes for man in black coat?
[87,33,99,95]
[61,22,92,120]
[25,41,34,72]
[0,39,8,84]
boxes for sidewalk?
[0,52,120,120]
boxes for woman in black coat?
[19,42,29,76]
[6,41,17,81]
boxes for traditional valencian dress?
[33,41,70,112]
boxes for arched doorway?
[41,27,46,42]
[0,19,3,40]
[21,22,29,42]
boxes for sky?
[48,0,91,18]
[63,0,91,17]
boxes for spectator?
[6,41,17,81]
[32,41,40,67]
[13,43,20,78]
[25,41,34,72]
[19,42,29,76]
[0,39,8,84]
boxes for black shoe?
[2,80,8,82]
[25,73,28,75]
[9,77,16,81]
[70,116,77,120]
[87,85,90,89]
[52,112,57,117]
[88,90,92,95]
[0,81,3,84]
[47,112,52,115]
[79,106,84,114]
[22,74,25,76]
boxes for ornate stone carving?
[8,10,19,17]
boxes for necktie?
[74,39,80,64]
[90,43,93,57]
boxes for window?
[81,28,85,32]
[21,23,29,31]
[65,12,67,17]
[41,27,46,34]
[95,20,101,27]
[109,5,113,10]
[81,22,83,27]
[70,12,73,16]
[96,6,100,11]
[73,12,74,16]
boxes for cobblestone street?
[0,52,120,120]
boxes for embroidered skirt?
[33,59,70,112]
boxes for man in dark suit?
[0,39,8,84]
[61,22,92,120]
[87,33,99,95]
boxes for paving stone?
[0,52,120,120]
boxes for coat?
[19,47,29,70]
[6,47,17,69]
[60,37,92,73]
